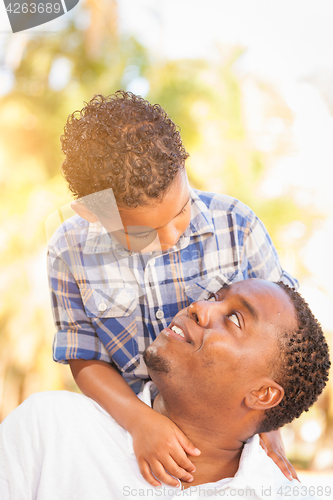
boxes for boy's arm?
[69,359,148,430]
[69,359,200,487]
[47,245,116,365]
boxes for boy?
[48,90,298,487]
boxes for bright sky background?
[118,0,333,86]
[118,0,333,219]
[1,0,333,84]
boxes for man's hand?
[131,409,201,488]
[259,430,299,482]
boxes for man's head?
[144,279,330,437]
[260,281,330,432]
[61,90,189,210]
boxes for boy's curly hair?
[61,91,189,209]
[258,282,331,433]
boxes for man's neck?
[153,394,246,488]
[181,430,244,488]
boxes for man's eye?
[206,292,218,301]
[228,313,240,327]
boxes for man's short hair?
[258,282,330,433]
[61,90,189,209]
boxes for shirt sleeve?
[47,246,112,364]
[243,215,299,289]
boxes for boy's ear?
[71,201,99,223]
[244,379,284,411]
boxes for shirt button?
[155,309,164,320]
[98,303,107,312]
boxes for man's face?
[144,279,296,413]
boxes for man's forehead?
[218,279,279,296]
[217,282,260,321]
[216,279,293,320]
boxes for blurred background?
[0,0,332,482]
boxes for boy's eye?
[124,226,156,240]
[228,313,240,328]
[177,199,190,216]
[131,232,152,239]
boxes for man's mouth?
[170,325,186,339]
[163,321,193,344]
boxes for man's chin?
[143,345,171,374]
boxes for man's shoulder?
[3,391,114,433]
[12,390,94,415]
[239,436,322,500]
[192,189,256,221]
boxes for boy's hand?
[131,409,201,488]
[259,430,299,482]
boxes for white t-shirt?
[0,387,320,499]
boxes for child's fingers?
[159,455,194,483]
[267,451,298,482]
[137,458,161,488]
[176,431,201,457]
[149,460,182,488]
[170,447,196,473]
[259,435,268,454]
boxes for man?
[0,279,330,499]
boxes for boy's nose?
[157,224,178,246]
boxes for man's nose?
[188,301,211,327]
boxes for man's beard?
[143,345,171,374]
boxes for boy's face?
[100,170,192,252]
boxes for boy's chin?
[142,241,177,253]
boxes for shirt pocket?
[80,286,138,319]
[184,271,243,303]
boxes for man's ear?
[71,201,99,223]
[244,379,284,411]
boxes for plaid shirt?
[48,189,298,393]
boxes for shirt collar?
[83,222,117,254]
[226,434,278,499]
[83,188,214,255]
[184,188,215,237]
